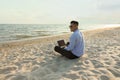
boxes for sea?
[0,24,120,42]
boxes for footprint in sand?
[81,75,97,80]
[107,68,120,77]
[90,70,101,74]
[31,65,40,71]
[63,73,80,80]
[111,56,120,61]
[91,60,104,68]
[4,74,14,80]
[104,61,111,65]
[117,54,120,57]
[78,71,88,77]
[0,66,17,74]
[113,61,120,69]
[81,76,88,80]
[79,71,96,77]
[9,75,27,80]
[71,66,84,71]
[99,75,110,80]
[99,70,109,74]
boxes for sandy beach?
[0,27,120,80]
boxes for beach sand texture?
[0,27,120,80]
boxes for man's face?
[69,23,77,32]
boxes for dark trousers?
[54,46,79,59]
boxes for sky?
[0,0,120,24]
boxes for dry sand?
[0,27,120,80]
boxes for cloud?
[99,4,120,11]
[98,0,120,11]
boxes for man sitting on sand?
[54,21,84,59]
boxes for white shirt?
[65,29,84,57]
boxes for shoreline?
[0,26,119,49]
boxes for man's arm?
[66,42,70,46]
[64,34,76,51]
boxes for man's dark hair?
[70,21,79,26]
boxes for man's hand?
[66,42,70,46]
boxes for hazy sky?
[0,0,120,24]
